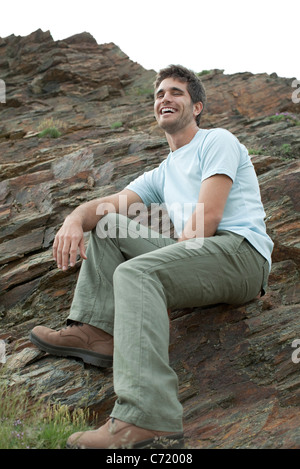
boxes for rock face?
[0,29,300,448]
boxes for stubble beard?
[157,106,195,135]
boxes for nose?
[162,92,171,104]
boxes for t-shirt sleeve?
[125,163,165,206]
[200,128,241,182]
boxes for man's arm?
[53,189,143,270]
[178,174,233,241]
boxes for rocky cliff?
[0,29,299,449]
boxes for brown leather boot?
[66,418,184,449]
[29,322,113,367]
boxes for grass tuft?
[0,365,91,449]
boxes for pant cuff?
[67,310,114,336]
[110,401,183,433]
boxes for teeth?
[161,108,175,114]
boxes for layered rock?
[0,29,299,448]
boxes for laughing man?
[30,65,273,449]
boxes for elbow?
[204,212,223,237]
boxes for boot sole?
[66,433,185,449]
[133,433,185,449]
[29,331,113,368]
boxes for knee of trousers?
[113,261,169,321]
[113,258,162,291]
[113,258,171,313]
[113,258,143,285]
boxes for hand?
[53,216,87,270]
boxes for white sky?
[1,0,299,79]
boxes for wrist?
[65,212,84,226]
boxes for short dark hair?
[154,65,206,126]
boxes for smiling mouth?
[160,107,176,115]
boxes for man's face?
[154,77,201,134]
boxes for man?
[30,65,273,449]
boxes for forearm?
[66,190,138,232]
[178,208,220,242]
[67,197,110,233]
[54,189,143,270]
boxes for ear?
[193,101,203,118]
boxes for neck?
[165,125,199,152]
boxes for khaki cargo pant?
[68,213,269,432]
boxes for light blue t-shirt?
[126,128,273,269]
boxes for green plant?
[37,117,67,138]
[280,143,292,155]
[0,366,91,449]
[110,121,123,129]
[197,70,211,76]
[135,87,153,96]
[270,112,300,126]
[38,127,62,138]
[248,147,268,155]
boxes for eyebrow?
[155,86,185,96]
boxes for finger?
[55,235,64,269]
[69,236,80,267]
[79,237,87,260]
[53,236,58,262]
[61,236,71,271]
